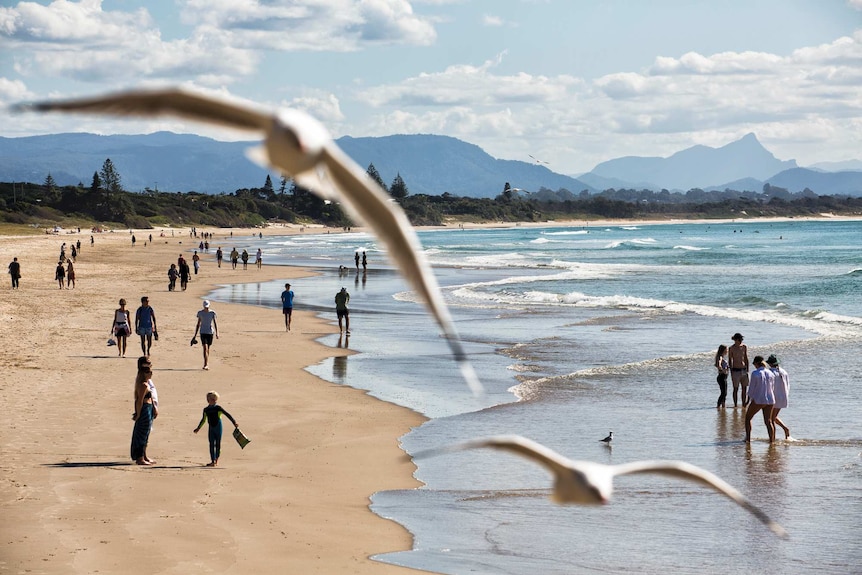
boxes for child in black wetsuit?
[193,391,238,466]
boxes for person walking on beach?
[193,391,238,467]
[230,248,239,270]
[168,263,179,291]
[361,250,367,270]
[714,344,729,409]
[354,251,360,269]
[135,296,157,356]
[335,287,350,334]
[281,283,294,331]
[111,298,132,357]
[767,354,792,439]
[179,258,191,291]
[193,300,218,370]
[65,260,75,289]
[241,249,249,270]
[255,248,262,269]
[745,356,775,443]
[55,261,65,289]
[8,257,20,289]
[728,333,749,407]
[192,250,200,275]
[131,356,158,465]
[216,247,223,268]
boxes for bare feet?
[206,462,215,467]
[135,459,152,466]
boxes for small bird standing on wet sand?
[601,431,613,444]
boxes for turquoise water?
[212,219,862,574]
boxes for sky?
[1,0,860,175]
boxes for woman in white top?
[111,298,131,357]
[767,354,792,439]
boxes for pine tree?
[366,163,387,192]
[389,172,409,199]
[44,173,57,192]
[90,171,102,193]
[100,158,123,197]
[264,175,274,193]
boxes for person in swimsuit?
[714,344,729,409]
[111,298,132,357]
[193,391,238,466]
[66,260,75,289]
[335,287,350,334]
[131,356,158,465]
[728,333,749,407]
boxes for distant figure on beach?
[335,287,350,334]
[55,261,65,289]
[135,296,157,356]
[90,235,94,247]
[192,250,200,275]
[131,234,136,247]
[112,298,131,357]
[767,355,792,439]
[362,251,367,270]
[193,300,218,370]
[8,257,20,289]
[354,251,360,269]
[168,263,178,291]
[728,333,749,407]
[193,390,238,467]
[65,260,75,289]
[216,247,223,268]
[179,258,190,291]
[70,244,77,261]
[714,344,729,409]
[255,248,262,269]
[745,356,775,443]
[131,356,158,465]
[281,283,294,331]
[76,239,81,252]
[241,249,249,270]
[230,248,239,270]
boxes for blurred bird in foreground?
[413,434,788,538]
[15,87,482,396]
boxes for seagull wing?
[415,435,573,477]
[319,143,482,395]
[611,460,788,538]
[15,88,271,132]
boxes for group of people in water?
[714,332,791,443]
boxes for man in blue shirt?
[135,296,157,356]
[281,283,294,332]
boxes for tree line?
[1,158,860,229]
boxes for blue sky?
[1,0,860,175]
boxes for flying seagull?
[600,431,613,443]
[413,434,787,538]
[15,87,482,396]
[528,154,549,165]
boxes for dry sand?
[0,227,428,574]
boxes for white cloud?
[285,91,346,125]
[0,0,257,83]
[179,0,436,51]
[0,77,33,103]
[482,14,504,27]
[848,0,862,10]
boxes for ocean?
[210,219,862,575]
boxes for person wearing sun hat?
[767,354,792,439]
[193,300,219,370]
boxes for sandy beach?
[0,227,428,574]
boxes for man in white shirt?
[745,356,775,443]
[194,300,219,370]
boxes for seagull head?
[255,108,331,177]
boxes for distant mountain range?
[1,131,860,197]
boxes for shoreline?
[0,227,429,574]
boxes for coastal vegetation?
[1,160,860,230]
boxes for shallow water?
[213,220,862,574]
